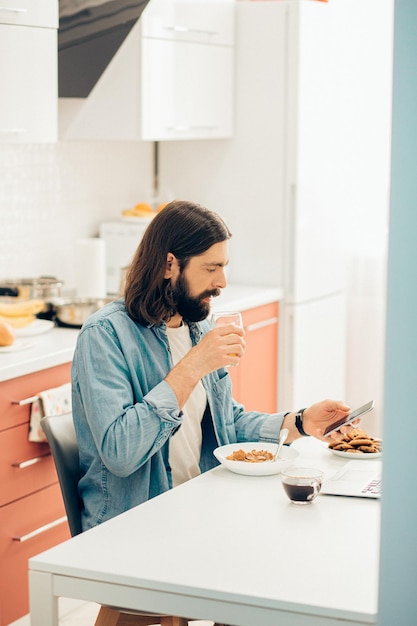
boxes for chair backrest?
[41,411,83,537]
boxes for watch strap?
[295,408,310,437]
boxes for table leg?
[29,570,59,626]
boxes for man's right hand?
[165,324,245,408]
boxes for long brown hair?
[124,200,231,325]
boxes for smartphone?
[323,400,375,437]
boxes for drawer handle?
[0,128,27,134]
[12,516,67,543]
[12,395,39,406]
[0,7,28,13]
[166,125,217,132]
[246,317,278,333]
[164,25,218,36]
[12,452,51,469]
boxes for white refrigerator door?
[284,0,348,303]
[279,292,346,410]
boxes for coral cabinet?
[0,363,71,625]
[228,302,279,413]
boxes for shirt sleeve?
[72,321,183,477]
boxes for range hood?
[59,0,149,98]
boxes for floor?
[9,599,215,626]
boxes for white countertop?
[0,285,283,382]
[0,327,79,382]
[212,284,283,312]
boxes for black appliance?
[59,0,149,97]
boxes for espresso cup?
[281,467,323,504]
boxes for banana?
[0,313,36,328]
[0,299,45,317]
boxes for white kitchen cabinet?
[141,37,233,140]
[0,0,58,143]
[59,0,235,141]
[141,0,234,46]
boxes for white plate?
[213,442,299,476]
[324,441,382,459]
[14,319,55,337]
[0,341,35,353]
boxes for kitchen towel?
[75,238,107,298]
[29,382,72,442]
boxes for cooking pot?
[0,276,63,300]
[51,297,115,328]
[0,277,64,319]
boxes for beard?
[171,271,220,322]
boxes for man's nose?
[214,268,227,289]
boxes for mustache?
[200,289,221,300]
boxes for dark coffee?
[283,483,315,502]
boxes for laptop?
[321,459,382,498]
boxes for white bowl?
[213,442,299,476]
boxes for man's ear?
[164,252,176,279]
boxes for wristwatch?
[295,408,310,437]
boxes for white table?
[29,438,380,626]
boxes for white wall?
[0,141,153,292]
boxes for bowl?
[213,442,299,476]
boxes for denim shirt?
[71,298,287,530]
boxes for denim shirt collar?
[150,319,204,347]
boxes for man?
[72,200,350,531]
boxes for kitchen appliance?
[99,220,150,295]
[59,0,149,97]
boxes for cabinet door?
[0,483,70,625]
[0,0,57,28]
[0,24,57,142]
[0,423,59,507]
[229,303,279,413]
[141,0,235,46]
[141,37,234,140]
[0,363,71,431]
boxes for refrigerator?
[276,0,349,409]
[159,0,356,410]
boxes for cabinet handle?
[12,516,67,543]
[0,128,27,134]
[166,125,217,132]
[0,7,28,13]
[246,316,278,333]
[12,395,39,406]
[164,25,218,36]
[12,452,51,469]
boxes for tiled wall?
[0,140,153,292]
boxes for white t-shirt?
[166,323,207,487]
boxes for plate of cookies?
[325,428,382,459]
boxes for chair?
[41,412,193,626]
